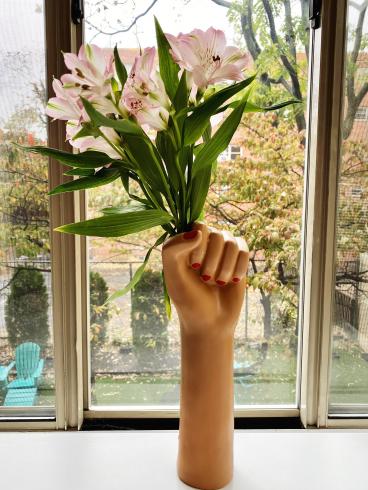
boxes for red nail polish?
[191,262,201,269]
[233,277,240,283]
[216,280,226,286]
[201,274,211,282]
[183,230,198,240]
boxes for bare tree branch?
[85,0,159,37]
[211,0,232,7]
[343,5,368,138]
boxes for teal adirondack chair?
[7,342,44,389]
[0,361,15,390]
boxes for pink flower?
[166,27,248,89]
[121,47,170,131]
[46,79,83,121]
[66,122,121,159]
[62,44,114,97]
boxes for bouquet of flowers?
[23,19,297,307]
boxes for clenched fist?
[162,222,249,333]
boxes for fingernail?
[216,280,226,286]
[201,274,211,282]
[183,230,198,240]
[191,262,201,270]
[232,277,240,283]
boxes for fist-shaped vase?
[162,223,249,490]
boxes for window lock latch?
[309,0,322,30]
[71,0,84,25]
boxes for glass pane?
[329,1,368,415]
[84,0,309,409]
[0,0,55,414]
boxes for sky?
[84,0,238,47]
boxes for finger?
[232,238,249,283]
[189,223,210,270]
[200,230,225,283]
[215,238,239,286]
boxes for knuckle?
[209,230,224,244]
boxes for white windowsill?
[1,429,368,489]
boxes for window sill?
[1,429,367,489]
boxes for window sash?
[4,0,368,430]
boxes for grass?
[91,342,298,407]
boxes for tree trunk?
[260,289,272,338]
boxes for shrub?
[131,269,169,362]
[5,267,49,351]
[90,270,110,345]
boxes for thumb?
[162,229,203,267]
[162,230,203,304]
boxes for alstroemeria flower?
[166,27,248,89]
[46,79,83,121]
[66,121,121,159]
[121,47,170,131]
[63,44,114,97]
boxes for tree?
[131,269,169,364]
[5,267,49,350]
[90,270,111,345]
[207,112,303,337]
[212,0,368,138]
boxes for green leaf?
[162,271,172,320]
[106,233,168,302]
[156,131,180,190]
[81,98,143,137]
[184,75,256,145]
[154,17,179,101]
[114,45,128,88]
[124,134,168,194]
[55,209,173,237]
[215,98,302,115]
[72,122,100,140]
[49,167,120,195]
[173,70,188,113]
[192,90,252,178]
[64,168,95,177]
[101,203,150,215]
[16,145,114,168]
[190,163,213,222]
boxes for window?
[355,107,368,120]
[219,145,242,161]
[0,0,55,416]
[328,0,368,416]
[83,0,309,413]
[0,0,366,429]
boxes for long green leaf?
[101,203,150,215]
[192,90,251,178]
[154,17,179,101]
[106,232,168,302]
[215,98,301,115]
[124,134,168,194]
[81,98,143,137]
[56,209,173,237]
[173,70,188,113]
[114,45,128,88]
[17,145,114,168]
[162,271,172,319]
[190,164,213,222]
[64,168,95,177]
[184,75,256,145]
[50,168,120,195]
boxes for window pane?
[84,0,309,409]
[329,1,368,415]
[0,0,55,414]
